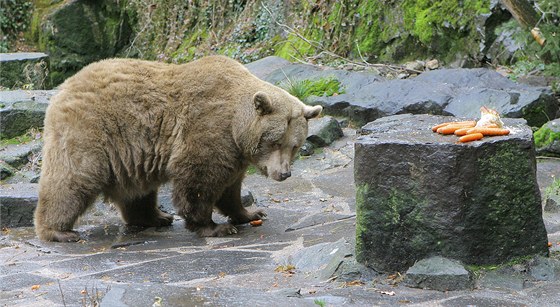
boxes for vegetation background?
[0,0,558,87]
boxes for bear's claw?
[196,223,238,237]
[51,230,81,242]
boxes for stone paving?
[1,128,560,306]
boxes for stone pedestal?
[354,114,548,272]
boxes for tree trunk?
[500,0,539,28]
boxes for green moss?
[246,165,258,175]
[0,133,34,147]
[534,124,560,148]
[467,142,548,261]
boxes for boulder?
[245,56,293,80]
[0,90,54,139]
[0,183,38,227]
[31,1,133,85]
[300,116,344,156]
[414,68,558,127]
[251,58,557,127]
[534,119,560,157]
[354,114,549,272]
[404,256,472,291]
[0,53,51,90]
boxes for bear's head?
[235,89,322,182]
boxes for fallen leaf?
[275,265,296,272]
[345,280,365,287]
[31,285,40,291]
[80,289,87,295]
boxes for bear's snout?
[279,171,291,181]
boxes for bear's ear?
[303,105,322,119]
[253,91,273,115]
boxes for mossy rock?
[30,0,133,85]
[355,114,548,272]
[0,53,51,90]
[534,119,560,157]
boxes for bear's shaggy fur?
[34,56,322,242]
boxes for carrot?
[466,127,510,136]
[431,121,476,132]
[249,219,263,227]
[459,133,484,142]
[437,123,477,135]
[454,128,472,136]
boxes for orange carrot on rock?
[459,133,484,142]
[454,128,472,136]
[466,127,510,136]
[437,123,477,135]
[431,121,476,132]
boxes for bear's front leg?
[172,184,238,237]
[215,177,266,224]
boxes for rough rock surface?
[0,183,38,227]
[404,256,472,291]
[354,114,549,272]
[1,125,559,306]
[0,53,51,90]
[0,90,54,139]
[300,116,344,156]
[248,56,558,127]
[534,119,560,157]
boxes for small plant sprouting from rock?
[280,76,344,102]
[314,299,327,307]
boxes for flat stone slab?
[0,183,38,227]
[355,114,549,272]
[404,256,472,291]
[0,90,55,139]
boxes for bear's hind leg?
[115,191,174,227]
[34,180,97,242]
[215,178,266,225]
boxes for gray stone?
[0,183,38,227]
[0,53,51,90]
[0,90,54,139]
[404,61,425,72]
[414,68,558,127]
[477,269,526,290]
[258,61,557,127]
[404,256,472,291]
[0,161,15,180]
[425,59,439,70]
[241,187,254,207]
[306,116,344,147]
[245,56,293,80]
[545,197,559,213]
[355,114,548,272]
[289,238,351,280]
[285,212,354,232]
[0,140,43,168]
[535,119,560,157]
[529,256,560,281]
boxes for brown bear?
[34,55,322,242]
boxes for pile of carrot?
[432,120,510,142]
